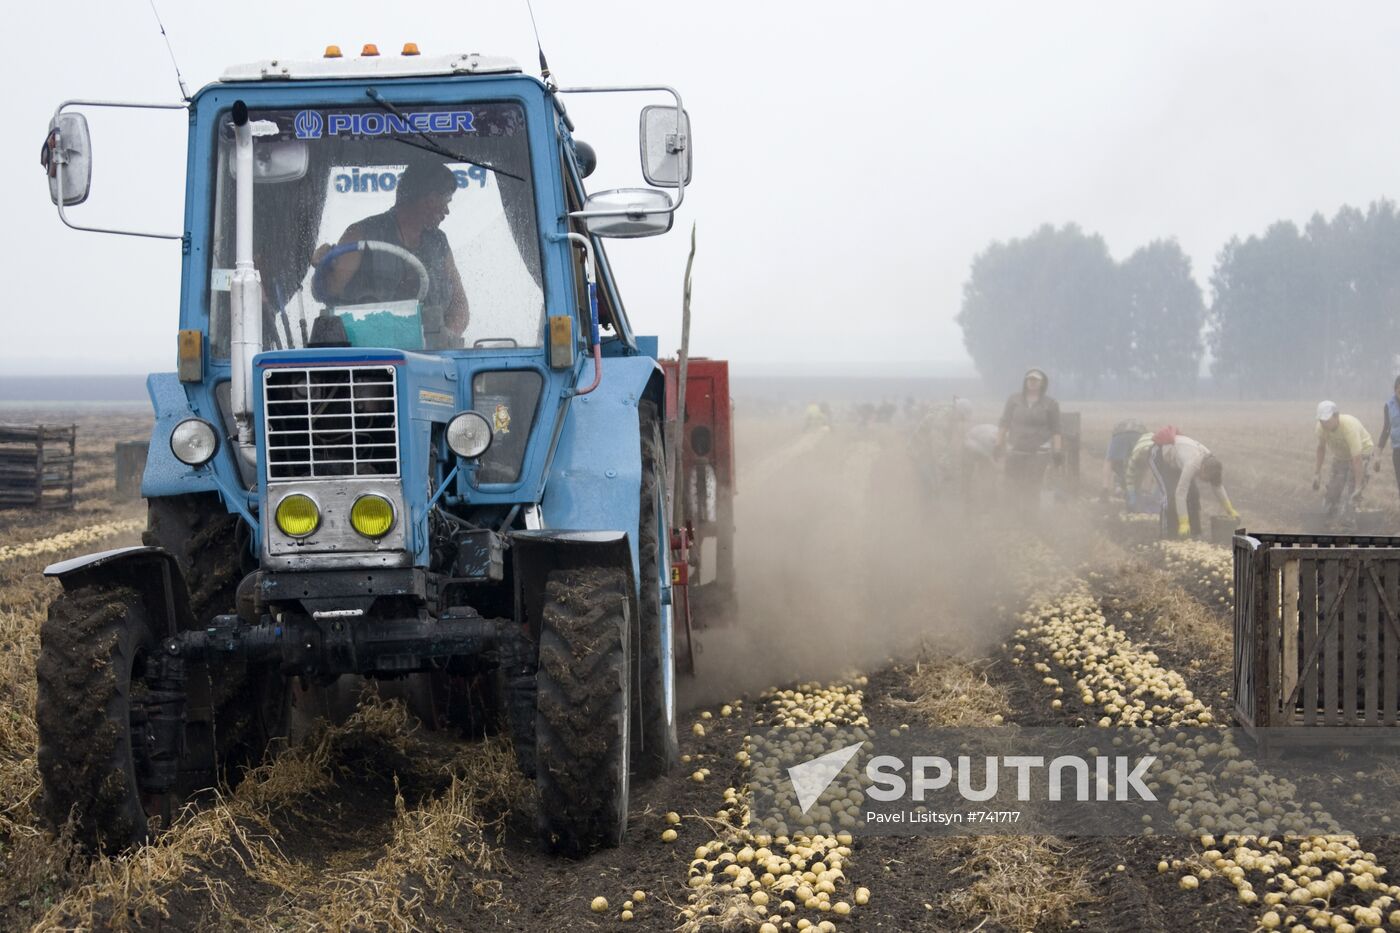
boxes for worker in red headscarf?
[1148,426,1240,538]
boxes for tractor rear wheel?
[635,400,678,777]
[36,586,160,851]
[535,567,631,855]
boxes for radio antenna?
[524,0,556,88]
[147,0,190,100]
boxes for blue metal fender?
[511,530,636,637]
[142,373,221,498]
[540,356,663,583]
[144,373,259,534]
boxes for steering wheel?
[312,240,431,306]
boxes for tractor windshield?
[208,101,544,354]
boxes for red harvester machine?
[663,358,737,672]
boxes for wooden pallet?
[0,424,76,510]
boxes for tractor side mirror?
[581,188,675,238]
[43,113,92,206]
[561,87,690,236]
[40,99,185,240]
[639,105,692,188]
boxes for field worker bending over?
[995,368,1062,513]
[1102,419,1147,502]
[1373,377,1400,503]
[962,421,1001,506]
[1314,401,1373,518]
[1121,431,1158,512]
[1149,426,1240,538]
[965,421,1000,463]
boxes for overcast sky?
[4,1,1400,377]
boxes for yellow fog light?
[275,494,320,537]
[350,494,395,538]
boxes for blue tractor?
[37,45,693,855]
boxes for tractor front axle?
[171,607,523,678]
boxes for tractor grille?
[262,366,399,479]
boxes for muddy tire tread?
[535,568,629,856]
[36,585,151,851]
[143,493,241,627]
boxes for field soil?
[0,400,1384,932]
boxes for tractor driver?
[313,160,470,349]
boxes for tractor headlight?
[446,411,493,459]
[350,494,395,539]
[170,418,219,466]
[274,493,320,538]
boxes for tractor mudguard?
[143,374,222,499]
[541,355,666,583]
[44,546,193,639]
[512,530,636,639]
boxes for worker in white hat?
[1314,401,1374,520]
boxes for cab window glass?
[209,101,543,354]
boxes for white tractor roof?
[220,52,522,82]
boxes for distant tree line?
[957,224,1204,398]
[958,201,1400,398]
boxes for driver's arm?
[313,222,368,299]
[443,255,469,335]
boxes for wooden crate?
[0,424,75,510]
[1234,531,1400,742]
[114,441,148,501]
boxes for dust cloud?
[678,412,1091,707]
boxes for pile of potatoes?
[1011,586,1215,729]
[677,681,872,932]
[754,680,870,730]
[0,517,144,563]
[1156,539,1234,608]
[1173,834,1400,933]
[1019,582,1400,933]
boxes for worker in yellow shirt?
[1314,400,1374,519]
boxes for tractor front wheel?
[534,567,631,855]
[36,586,162,851]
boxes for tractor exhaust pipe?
[229,101,261,470]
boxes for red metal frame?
[661,358,735,494]
[662,358,736,638]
